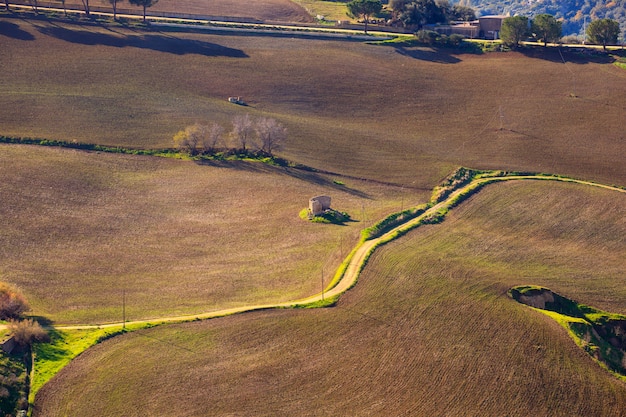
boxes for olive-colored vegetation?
[33,181,626,416]
[0,353,28,417]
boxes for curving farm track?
[54,172,626,331]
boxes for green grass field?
[1,9,626,417]
[32,180,626,416]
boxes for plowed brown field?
[2,15,626,416]
[32,180,626,416]
[1,19,625,187]
[0,144,415,324]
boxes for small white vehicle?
[228,96,245,105]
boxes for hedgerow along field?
[32,180,626,416]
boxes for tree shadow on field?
[0,20,36,41]
[196,159,371,199]
[394,47,461,64]
[36,25,248,57]
[519,47,615,64]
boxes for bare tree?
[109,0,123,19]
[231,114,255,151]
[0,283,29,320]
[8,319,50,347]
[256,117,287,155]
[201,123,224,153]
[173,124,204,155]
[81,0,90,16]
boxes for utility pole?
[340,236,343,258]
[122,289,126,330]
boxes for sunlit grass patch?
[30,322,152,400]
[291,0,350,22]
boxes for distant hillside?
[458,0,626,37]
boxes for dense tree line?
[500,14,562,48]
[389,0,476,30]
[466,0,626,38]
[500,13,620,49]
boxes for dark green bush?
[311,210,352,225]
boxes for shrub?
[415,29,440,45]
[0,284,29,320]
[421,207,448,224]
[447,33,465,47]
[311,210,352,225]
[361,204,429,241]
[560,35,581,45]
[8,319,50,348]
[430,167,478,204]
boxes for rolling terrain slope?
[0,144,414,324]
[1,15,626,415]
[1,18,625,187]
[33,179,626,416]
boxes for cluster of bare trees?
[173,114,287,156]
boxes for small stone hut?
[1,336,16,354]
[309,195,331,216]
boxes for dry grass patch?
[33,180,626,416]
[291,0,350,22]
[0,144,418,324]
